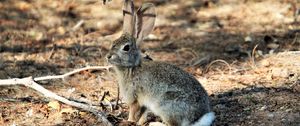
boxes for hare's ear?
[135,3,156,45]
[123,0,135,35]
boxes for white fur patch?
[191,112,215,126]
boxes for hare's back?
[139,61,207,94]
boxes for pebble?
[260,60,270,67]
[271,68,289,78]
[267,113,274,118]
[244,36,253,43]
[259,105,267,111]
[267,43,279,49]
[57,26,66,35]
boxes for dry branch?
[34,66,112,81]
[0,66,114,126]
[72,20,85,31]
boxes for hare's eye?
[122,44,130,52]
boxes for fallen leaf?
[47,100,61,110]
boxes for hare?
[106,0,215,126]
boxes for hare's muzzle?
[106,53,118,63]
[106,54,112,60]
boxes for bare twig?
[291,33,299,45]
[250,44,259,68]
[0,77,113,126]
[34,66,112,81]
[205,59,232,74]
[99,91,114,111]
[0,66,114,125]
[72,20,85,31]
[47,44,56,60]
[190,55,211,66]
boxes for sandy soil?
[0,0,299,125]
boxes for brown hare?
[106,0,215,125]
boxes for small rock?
[244,36,253,43]
[285,109,292,112]
[67,88,76,94]
[269,49,275,54]
[259,105,267,111]
[267,113,274,118]
[257,50,263,56]
[28,30,43,41]
[79,111,87,116]
[267,43,279,49]
[271,68,289,78]
[57,26,66,35]
[243,107,251,111]
[260,60,270,67]
[48,100,61,110]
[11,122,17,126]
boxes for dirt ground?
[0,0,299,126]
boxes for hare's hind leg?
[128,101,140,122]
[137,108,148,125]
[128,101,146,123]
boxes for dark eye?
[122,44,130,51]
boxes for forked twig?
[0,66,114,126]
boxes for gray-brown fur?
[107,34,212,125]
[106,1,214,125]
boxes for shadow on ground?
[211,86,300,126]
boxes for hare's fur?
[106,1,215,125]
[107,34,214,126]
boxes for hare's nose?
[107,54,117,60]
[106,54,112,59]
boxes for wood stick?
[34,66,112,81]
[0,65,114,125]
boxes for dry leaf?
[47,100,61,110]
[79,111,87,117]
